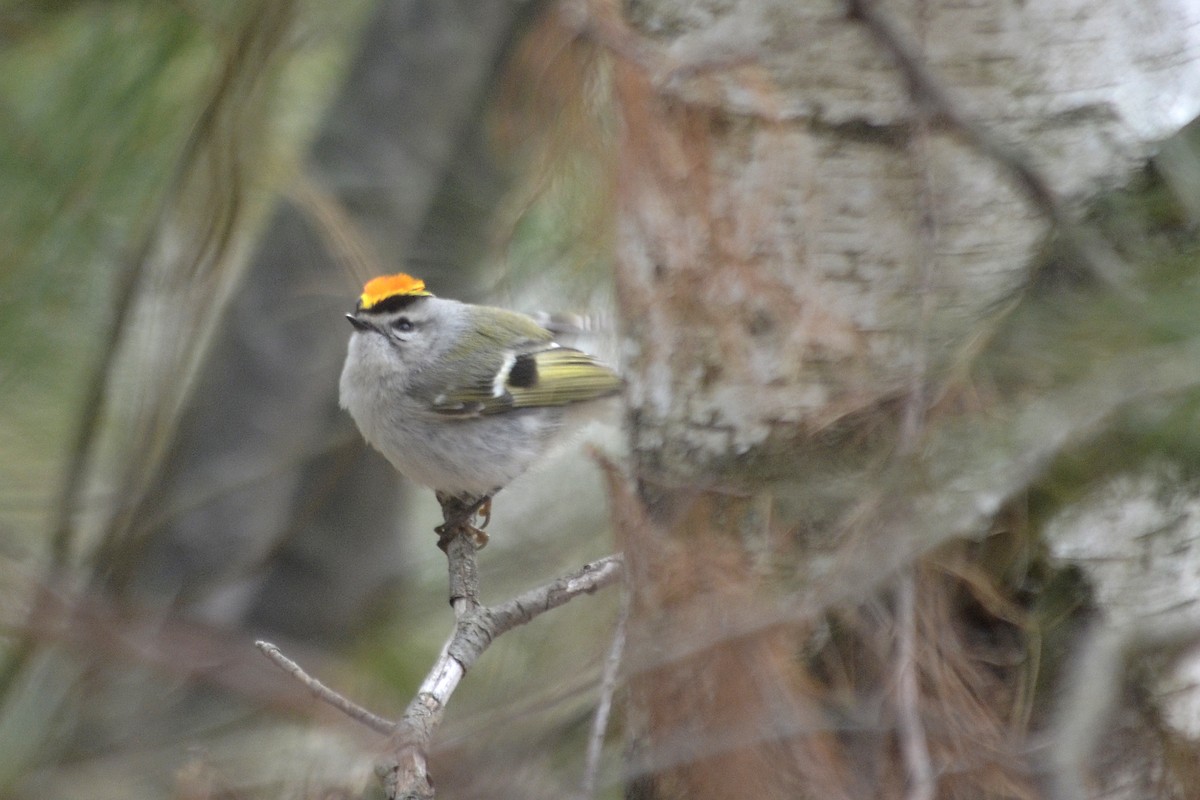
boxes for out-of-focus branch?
[1046,617,1200,800]
[612,338,1200,689]
[578,582,629,800]
[894,574,935,800]
[561,0,784,119]
[845,0,1136,297]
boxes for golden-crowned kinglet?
[339,273,621,538]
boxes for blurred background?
[8,1,1200,799]
[0,1,624,797]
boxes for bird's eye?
[391,317,414,333]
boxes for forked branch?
[256,536,624,800]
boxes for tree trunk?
[607,0,1200,797]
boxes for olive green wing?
[505,347,622,408]
[431,345,621,417]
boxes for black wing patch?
[430,347,620,417]
[507,353,538,388]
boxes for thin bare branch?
[251,479,626,800]
[578,580,629,800]
[381,547,624,800]
[255,640,395,736]
[487,554,624,640]
[251,540,622,800]
[894,575,936,800]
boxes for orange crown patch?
[359,273,433,310]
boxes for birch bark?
[608,1,1200,797]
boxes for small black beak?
[346,313,372,332]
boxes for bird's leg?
[434,492,492,551]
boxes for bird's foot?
[435,492,493,550]
[436,523,489,552]
[476,497,492,529]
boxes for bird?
[339,273,621,547]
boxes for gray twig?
[254,641,395,736]
[256,483,625,800]
[380,551,624,799]
[1046,616,1200,800]
[894,575,936,800]
[256,552,623,800]
[578,581,629,800]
